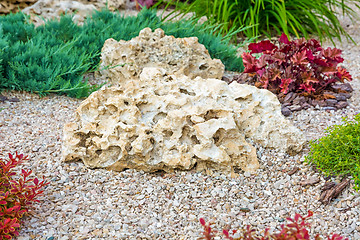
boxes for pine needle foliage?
[305,114,360,191]
[162,0,360,44]
[0,8,243,98]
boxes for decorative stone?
[334,94,347,101]
[22,0,97,26]
[283,92,295,103]
[281,107,291,116]
[323,106,337,111]
[62,67,305,174]
[332,83,353,93]
[336,101,349,109]
[288,105,302,112]
[325,99,338,107]
[311,99,327,107]
[97,28,225,85]
[292,96,306,105]
[0,0,36,14]
[338,92,352,99]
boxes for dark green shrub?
[163,0,360,44]
[0,8,244,98]
[305,113,360,191]
[0,14,98,98]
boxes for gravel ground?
[1,8,360,240]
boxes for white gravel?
[1,8,360,240]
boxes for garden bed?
[1,3,360,240]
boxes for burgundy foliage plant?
[199,210,348,240]
[0,152,48,240]
[241,34,352,98]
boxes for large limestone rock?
[62,67,305,174]
[98,28,225,85]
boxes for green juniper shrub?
[0,8,244,98]
[162,0,360,44]
[0,12,35,43]
[305,113,360,191]
[0,12,98,98]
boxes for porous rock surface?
[0,0,36,14]
[22,0,97,26]
[21,0,134,26]
[97,28,225,85]
[62,67,305,174]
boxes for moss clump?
[305,113,360,191]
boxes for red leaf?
[268,68,282,81]
[308,39,321,50]
[291,50,308,65]
[300,83,316,93]
[258,76,270,89]
[301,72,319,85]
[279,33,290,44]
[222,229,229,237]
[242,52,261,73]
[306,50,315,61]
[199,218,205,226]
[322,47,342,59]
[33,178,39,185]
[257,54,269,69]
[272,51,286,64]
[279,78,293,94]
[313,58,329,67]
[321,66,337,76]
[248,40,277,54]
[336,67,352,82]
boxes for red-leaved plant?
[200,210,348,240]
[241,34,352,97]
[133,0,156,9]
[0,152,48,239]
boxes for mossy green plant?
[305,113,360,191]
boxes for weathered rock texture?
[98,28,225,85]
[21,0,134,26]
[62,67,305,174]
[1,0,36,14]
[22,0,97,26]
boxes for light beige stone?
[97,28,225,85]
[22,0,97,26]
[0,0,36,14]
[62,68,305,174]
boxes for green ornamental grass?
[162,0,360,44]
[305,113,360,191]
